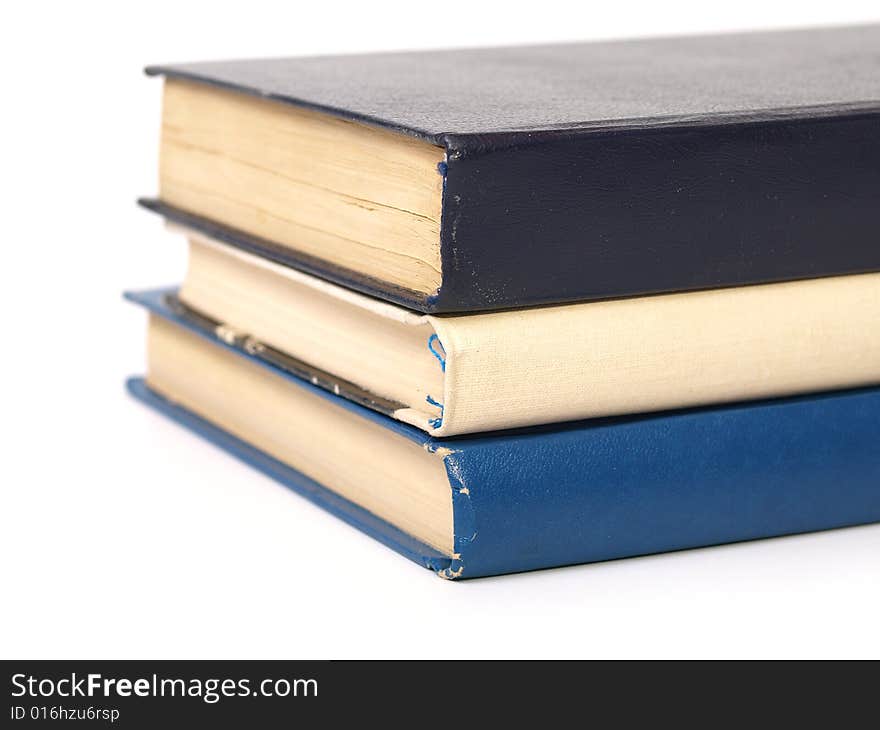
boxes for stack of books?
[128,25,880,579]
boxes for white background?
[2,1,879,659]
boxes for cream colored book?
[172,230,880,437]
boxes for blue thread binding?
[427,334,446,372]
[426,394,444,429]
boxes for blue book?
[142,25,880,313]
[127,288,880,579]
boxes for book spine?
[436,112,880,311]
[429,272,880,436]
[127,288,880,580]
[442,388,880,578]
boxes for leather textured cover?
[144,25,880,312]
[128,288,880,579]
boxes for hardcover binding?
[144,26,880,143]
[128,288,880,579]
[144,25,880,313]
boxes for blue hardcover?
[143,25,880,313]
[127,288,880,579]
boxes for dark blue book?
[127,288,880,579]
[142,24,880,313]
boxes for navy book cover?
[144,24,880,312]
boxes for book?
[142,24,880,313]
[127,288,880,579]
[147,232,880,436]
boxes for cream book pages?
[176,231,880,436]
